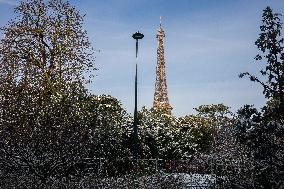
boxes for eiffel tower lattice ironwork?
[153,17,172,114]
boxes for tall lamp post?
[132,31,144,159]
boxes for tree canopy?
[240,6,284,113]
[0,0,95,97]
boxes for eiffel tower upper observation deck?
[153,17,172,114]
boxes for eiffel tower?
[153,17,172,114]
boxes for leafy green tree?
[86,94,131,159]
[137,107,179,159]
[234,8,284,188]
[194,104,231,119]
[239,6,284,113]
[0,0,95,97]
[137,107,218,160]
[178,115,214,155]
[0,0,99,187]
[194,104,232,147]
[237,5,284,160]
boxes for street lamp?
[132,31,144,159]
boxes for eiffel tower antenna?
[153,17,172,114]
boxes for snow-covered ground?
[173,173,216,188]
[96,173,216,188]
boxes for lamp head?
[132,31,144,40]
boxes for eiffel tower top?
[153,17,172,114]
[157,16,165,37]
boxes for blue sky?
[1,0,284,116]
